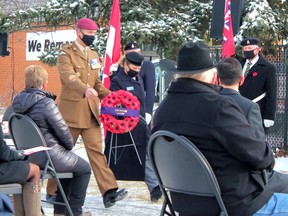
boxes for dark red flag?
[222,0,235,59]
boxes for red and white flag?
[222,0,235,59]
[102,0,121,88]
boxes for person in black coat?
[239,37,277,132]
[105,52,161,201]
[12,65,92,216]
[123,41,156,120]
[154,41,288,216]
[0,123,41,216]
[110,41,156,124]
[218,57,265,140]
[105,52,148,180]
[123,42,161,202]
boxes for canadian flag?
[222,0,235,59]
[102,0,121,88]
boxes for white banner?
[26,30,76,61]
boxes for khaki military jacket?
[57,42,110,128]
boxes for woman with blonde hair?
[12,65,92,216]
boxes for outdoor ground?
[41,178,162,216]
[41,147,162,216]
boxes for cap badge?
[247,40,250,45]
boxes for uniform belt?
[252,92,266,103]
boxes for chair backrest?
[148,130,228,215]
[8,113,47,150]
[8,113,74,216]
[2,104,14,122]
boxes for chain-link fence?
[156,45,288,150]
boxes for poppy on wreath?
[100,90,140,134]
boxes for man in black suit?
[239,37,277,133]
[218,57,265,140]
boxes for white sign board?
[26,30,76,61]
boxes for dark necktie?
[244,62,252,77]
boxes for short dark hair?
[217,58,242,86]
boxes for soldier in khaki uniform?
[57,17,127,208]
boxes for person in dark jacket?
[109,42,161,202]
[0,124,41,216]
[123,41,156,120]
[105,52,161,201]
[105,52,148,179]
[218,57,265,140]
[154,41,288,216]
[12,65,92,216]
[239,37,277,133]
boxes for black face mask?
[127,69,138,77]
[81,34,95,46]
[244,50,256,59]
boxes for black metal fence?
[156,45,288,150]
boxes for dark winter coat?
[152,78,274,216]
[104,69,149,181]
[139,61,156,115]
[12,88,79,172]
[219,88,265,140]
[0,124,30,184]
[239,55,277,121]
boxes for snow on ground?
[274,157,288,173]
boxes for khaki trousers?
[69,119,118,196]
[46,179,57,195]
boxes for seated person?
[12,65,92,216]
[217,57,265,140]
[154,41,288,216]
[0,123,41,216]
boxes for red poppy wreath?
[100,90,140,134]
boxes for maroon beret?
[77,18,98,30]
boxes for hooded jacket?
[12,88,78,171]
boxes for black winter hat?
[126,52,144,66]
[124,41,140,51]
[240,37,260,46]
[160,41,215,74]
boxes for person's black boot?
[103,188,128,208]
[150,186,162,202]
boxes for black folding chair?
[2,104,13,140]
[148,130,228,216]
[8,113,73,216]
[0,183,22,195]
